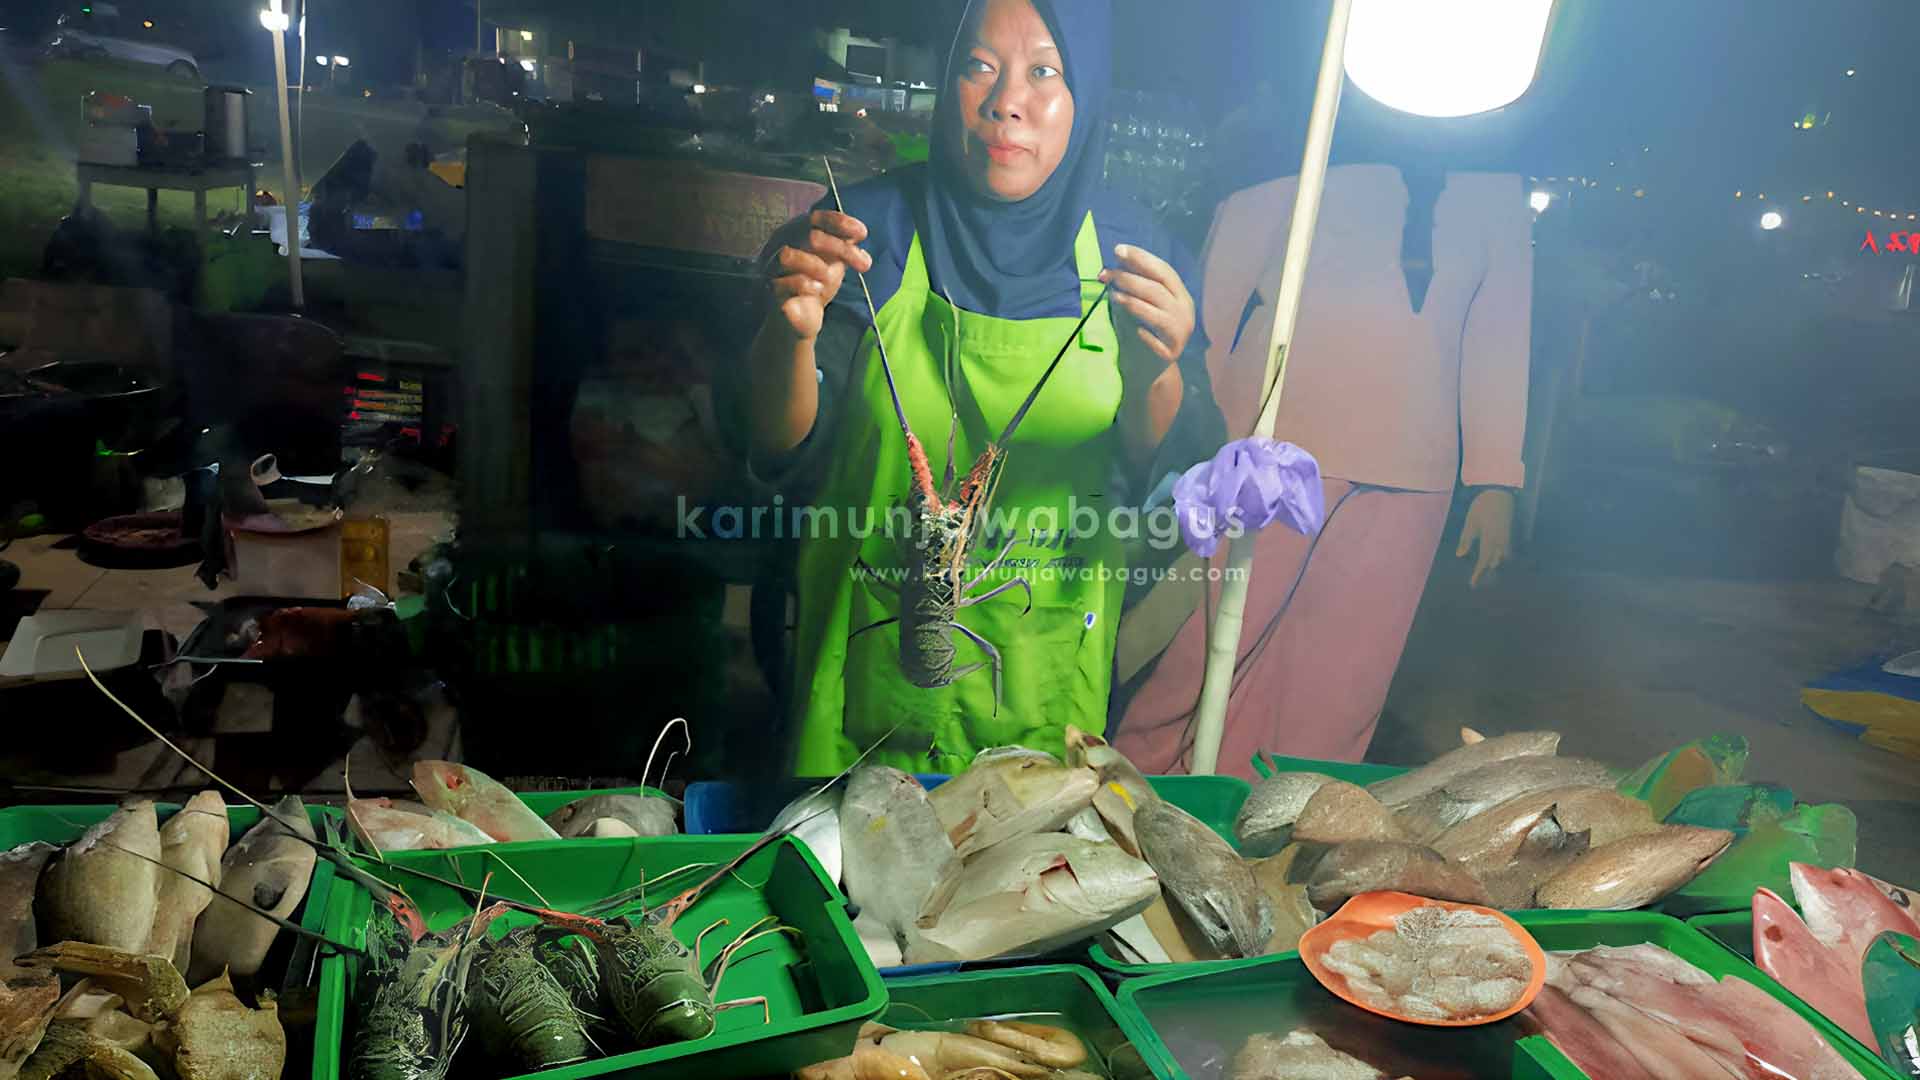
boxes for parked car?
[46,2,200,80]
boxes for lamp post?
[1187,0,1558,774]
[260,0,302,309]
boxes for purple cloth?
[1173,438,1325,557]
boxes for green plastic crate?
[338,787,675,854]
[880,966,1169,1079]
[1115,909,1896,1080]
[0,800,340,949]
[1252,751,1408,786]
[311,835,885,1080]
[1690,909,1756,960]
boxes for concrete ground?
[1380,543,1920,888]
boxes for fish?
[1792,862,1920,957]
[412,761,559,843]
[839,767,958,955]
[581,818,638,838]
[152,970,284,1080]
[909,833,1158,964]
[1065,726,1157,855]
[1523,984,1658,1080]
[1304,841,1490,912]
[147,792,230,975]
[1535,825,1733,910]
[1227,1030,1405,1080]
[1134,799,1272,958]
[187,796,317,986]
[1367,730,1563,809]
[926,749,1098,857]
[1,843,55,974]
[1567,944,1863,1080]
[543,794,678,839]
[36,800,161,954]
[1233,772,1338,856]
[1394,756,1617,843]
[346,798,495,852]
[1432,786,1656,866]
[1291,782,1407,845]
[1473,808,1592,909]
[1754,885,1874,1043]
[766,786,843,885]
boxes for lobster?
[825,158,1113,716]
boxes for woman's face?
[950,0,1075,202]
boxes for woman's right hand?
[768,210,872,342]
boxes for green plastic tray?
[338,786,675,855]
[1116,909,1896,1080]
[880,966,1169,1079]
[311,835,885,1080]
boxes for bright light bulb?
[520,59,535,72]
[332,55,348,66]
[314,55,328,65]
[1343,0,1556,118]
[692,83,706,94]
[258,8,289,30]
[765,93,776,104]
[1529,190,1551,213]
[520,29,533,41]
[1760,210,1783,230]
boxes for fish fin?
[1461,727,1486,745]
[914,858,965,930]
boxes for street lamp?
[1343,0,1557,118]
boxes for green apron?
[792,214,1126,775]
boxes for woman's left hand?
[1456,488,1515,588]
[1101,244,1195,381]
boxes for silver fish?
[909,833,1158,964]
[1473,808,1593,909]
[1395,755,1616,844]
[1,843,55,974]
[1536,826,1733,910]
[927,752,1097,857]
[1306,841,1490,912]
[36,800,161,954]
[148,792,229,975]
[1433,786,1656,866]
[544,794,678,838]
[1135,799,1272,958]
[839,767,957,955]
[1065,726,1157,856]
[188,796,316,985]
[1234,773,1338,856]
[1291,782,1407,845]
[767,786,844,885]
[1367,731,1563,809]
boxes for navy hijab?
[918,0,1114,319]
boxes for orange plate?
[1298,891,1547,1027]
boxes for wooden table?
[75,161,256,234]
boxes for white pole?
[1187,0,1353,775]
[269,18,304,308]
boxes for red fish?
[1753,885,1875,1044]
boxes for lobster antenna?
[824,156,911,438]
[996,283,1112,446]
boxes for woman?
[747,0,1223,775]
[1113,163,1533,775]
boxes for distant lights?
[1845,68,1856,76]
